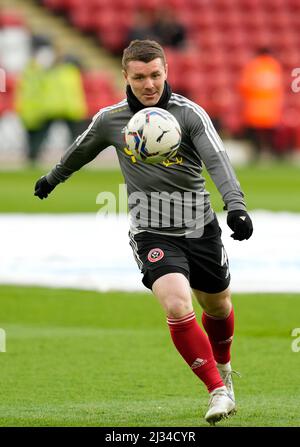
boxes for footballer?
[34,40,253,425]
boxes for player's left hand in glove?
[227,210,253,241]
[34,176,56,199]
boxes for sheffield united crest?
[147,248,164,263]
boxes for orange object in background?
[239,49,284,128]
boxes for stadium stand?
[0,6,121,121]
[38,0,300,142]
[1,0,300,149]
[0,3,123,164]
[0,10,30,114]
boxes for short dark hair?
[122,40,166,70]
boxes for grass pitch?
[1,286,299,427]
[0,161,299,213]
[1,163,299,426]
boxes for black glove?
[34,176,56,199]
[227,210,253,241]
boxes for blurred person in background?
[239,47,284,161]
[43,51,87,148]
[126,8,156,45]
[151,7,187,49]
[126,7,187,50]
[14,35,52,163]
[15,35,87,164]
[0,9,31,74]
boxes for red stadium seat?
[179,9,197,28]
[113,0,136,7]
[275,94,300,152]
[92,8,132,32]
[200,51,227,71]
[38,0,300,138]
[0,11,26,27]
[213,0,239,12]
[237,0,261,10]
[163,0,187,10]
[179,71,204,94]
[82,71,121,116]
[137,0,162,11]
[166,71,181,92]
[82,72,115,92]
[70,8,94,32]
[221,30,248,51]
[189,91,212,113]
[215,11,245,32]
[241,11,267,32]
[197,30,223,51]
[288,13,300,32]
[280,50,300,70]
[178,50,201,73]
[90,10,117,33]
[88,0,116,8]
[221,109,244,135]
[42,0,65,11]
[0,74,18,114]
[268,12,291,30]
[272,32,297,53]
[287,0,300,12]
[98,30,127,54]
[226,49,252,72]
[192,11,218,30]
[261,0,286,13]
[62,0,84,11]
[249,29,274,48]
[205,71,233,92]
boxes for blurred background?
[1,0,300,166]
[1,0,300,427]
[0,0,300,290]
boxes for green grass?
[1,162,299,426]
[1,286,300,427]
[0,168,124,214]
[0,161,299,213]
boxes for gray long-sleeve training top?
[46,93,246,236]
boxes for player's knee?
[205,297,232,318]
[165,295,193,318]
[200,289,232,318]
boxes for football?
[124,107,182,164]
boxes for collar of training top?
[126,81,172,113]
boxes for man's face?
[123,58,168,106]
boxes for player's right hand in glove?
[34,176,56,199]
[227,210,253,241]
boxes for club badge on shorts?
[147,248,164,263]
